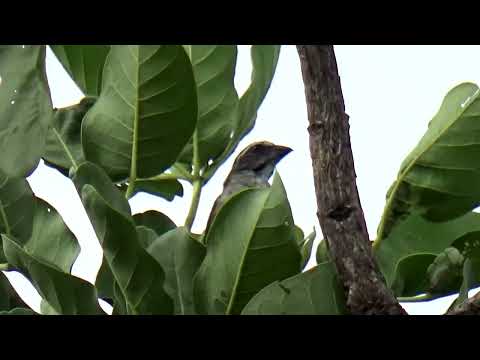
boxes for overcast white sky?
[5,45,480,315]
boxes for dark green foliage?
[1,45,479,315]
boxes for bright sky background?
[5,45,480,315]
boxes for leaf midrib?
[128,46,141,195]
[52,127,78,170]
[0,199,10,236]
[375,87,480,246]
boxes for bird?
[204,141,292,233]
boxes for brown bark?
[296,45,406,315]
[446,291,480,315]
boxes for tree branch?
[296,45,406,315]
[446,291,480,315]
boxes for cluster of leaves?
[0,45,337,315]
[0,45,478,315]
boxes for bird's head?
[228,141,293,183]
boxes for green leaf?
[451,232,480,259]
[40,299,60,315]
[95,260,114,302]
[50,45,110,96]
[147,227,206,314]
[390,253,436,297]
[0,307,37,315]
[72,162,131,217]
[81,45,198,182]
[136,226,158,249]
[377,82,480,243]
[203,45,281,180]
[194,172,301,314]
[299,228,316,270]
[294,226,305,247]
[43,97,96,176]
[73,162,173,314]
[0,173,35,261]
[25,198,80,272]
[0,45,52,177]
[316,240,330,264]
[374,212,480,296]
[112,281,127,315]
[179,45,239,167]
[426,247,465,294]
[1,196,96,314]
[2,235,103,315]
[241,262,347,315]
[133,210,176,235]
[95,210,176,302]
[236,45,281,140]
[132,178,183,201]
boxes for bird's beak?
[273,145,293,163]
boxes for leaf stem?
[126,48,141,200]
[172,164,193,181]
[0,199,11,236]
[125,181,135,200]
[184,130,202,231]
[185,179,202,231]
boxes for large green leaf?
[179,45,239,167]
[147,227,205,314]
[25,198,80,272]
[194,172,301,315]
[241,262,347,315]
[235,45,281,140]
[72,162,131,217]
[0,45,52,177]
[95,210,176,303]
[377,82,480,242]
[73,162,173,314]
[81,45,198,182]
[374,212,480,297]
[50,45,110,96]
[203,45,281,181]
[1,197,93,314]
[96,225,164,305]
[2,235,103,315]
[0,173,35,261]
[43,97,96,176]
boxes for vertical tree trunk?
[296,45,406,315]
